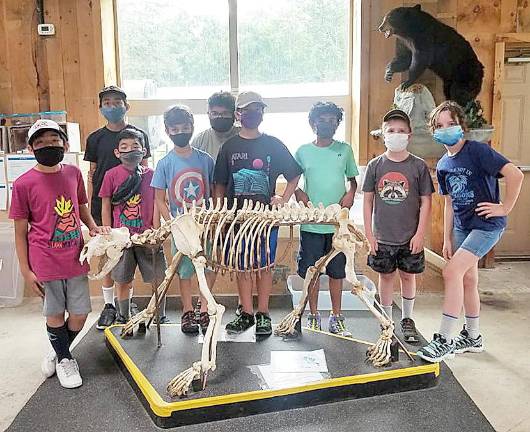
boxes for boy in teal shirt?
[294,102,358,336]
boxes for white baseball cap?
[235,91,267,109]
[27,119,68,145]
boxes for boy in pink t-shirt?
[9,119,109,389]
[99,128,167,326]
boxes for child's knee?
[67,314,88,328]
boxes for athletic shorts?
[453,227,505,258]
[367,243,425,274]
[111,245,167,284]
[42,275,92,317]
[297,231,346,279]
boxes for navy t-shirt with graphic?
[436,140,510,231]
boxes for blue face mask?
[433,125,464,146]
[100,106,126,123]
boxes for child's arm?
[476,163,524,219]
[79,204,110,236]
[294,188,309,204]
[271,175,301,205]
[87,162,97,208]
[214,184,226,202]
[339,178,358,209]
[442,195,454,260]
[14,219,44,298]
[153,200,161,229]
[410,195,431,254]
[101,197,112,227]
[155,188,171,221]
[362,192,378,255]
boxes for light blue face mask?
[100,105,126,123]
[433,125,464,146]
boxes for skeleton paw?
[167,363,201,398]
[274,312,301,338]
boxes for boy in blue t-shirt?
[151,105,215,334]
[417,101,523,363]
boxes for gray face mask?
[119,149,144,166]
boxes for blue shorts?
[453,227,505,258]
[224,226,279,270]
[297,231,346,279]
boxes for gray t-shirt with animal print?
[362,153,434,246]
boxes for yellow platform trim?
[105,326,439,418]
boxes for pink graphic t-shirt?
[98,165,155,234]
[9,164,90,282]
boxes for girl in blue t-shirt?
[417,101,523,363]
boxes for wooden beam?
[491,41,506,152]
[0,0,13,114]
[496,32,530,43]
[44,0,66,111]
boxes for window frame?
[114,0,353,143]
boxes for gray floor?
[1,262,530,431]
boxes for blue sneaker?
[453,327,484,354]
[417,333,455,363]
[328,313,352,337]
[306,312,321,331]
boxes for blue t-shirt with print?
[436,140,510,231]
[151,148,214,217]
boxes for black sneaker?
[453,327,484,354]
[96,304,117,330]
[225,312,255,334]
[199,312,210,334]
[417,333,455,363]
[181,310,199,334]
[255,312,272,336]
[400,318,419,344]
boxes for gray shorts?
[111,245,167,284]
[42,275,92,317]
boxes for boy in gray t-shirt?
[362,109,434,344]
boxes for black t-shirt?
[84,125,150,220]
[214,133,302,206]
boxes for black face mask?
[315,122,336,139]
[33,146,65,167]
[170,132,192,148]
[210,117,234,133]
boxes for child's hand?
[294,189,309,205]
[23,270,44,298]
[271,195,286,206]
[90,225,112,236]
[409,232,424,254]
[475,202,507,218]
[339,191,355,209]
[442,239,453,261]
[366,234,378,255]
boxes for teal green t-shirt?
[295,140,359,234]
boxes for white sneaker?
[41,350,57,378]
[56,358,82,389]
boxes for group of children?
[10,84,523,388]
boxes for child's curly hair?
[428,101,468,133]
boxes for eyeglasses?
[208,111,233,119]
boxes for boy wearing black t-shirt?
[84,86,151,329]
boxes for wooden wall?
[356,0,530,165]
[0,0,114,144]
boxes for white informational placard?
[8,183,13,207]
[256,364,324,390]
[0,184,7,211]
[271,349,328,373]
[6,155,36,182]
[0,155,6,184]
[63,152,79,166]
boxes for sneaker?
[328,314,352,337]
[199,312,210,334]
[255,312,272,336]
[55,358,82,389]
[306,312,322,331]
[181,310,199,334]
[417,333,455,363]
[453,327,484,354]
[41,350,57,378]
[225,311,255,334]
[400,318,419,344]
[96,304,117,330]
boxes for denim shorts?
[453,227,505,258]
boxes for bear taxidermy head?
[378,4,427,38]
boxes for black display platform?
[105,323,439,428]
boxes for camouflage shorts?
[367,243,425,274]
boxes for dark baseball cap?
[382,109,411,130]
[98,85,127,103]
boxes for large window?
[117,0,351,155]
